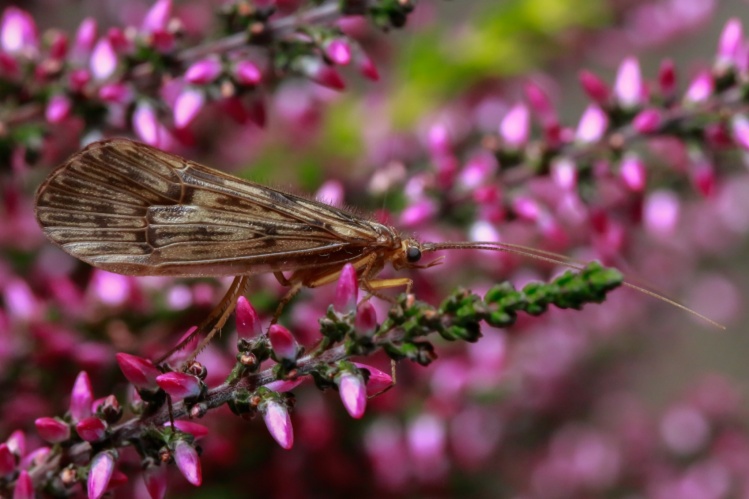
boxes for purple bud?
[658,59,676,97]
[334,264,358,314]
[619,155,647,192]
[156,372,202,400]
[550,158,577,190]
[166,421,209,439]
[35,417,71,443]
[236,296,262,339]
[268,324,298,362]
[353,362,393,396]
[0,444,15,476]
[1,7,37,55]
[716,18,743,69]
[72,18,97,62]
[70,371,93,422]
[262,401,294,449]
[133,103,161,146]
[684,70,713,104]
[173,88,204,129]
[299,57,345,90]
[115,353,161,389]
[142,0,172,34]
[143,466,167,499]
[632,108,661,134]
[184,58,222,85]
[45,94,72,124]
[75,416,108,442]
[337,372,367,419]
[614,56,643,108]
[174,440,202,486]
[325,39,352,65]
[731,115,749,150]
[233,60,261,85]
[578,69,610,105]
[90,38,117,80]
[13,470,33,499]
[575,104,608,143]
[88,452,115,499]
[499,103,530,148]
[355,301,377,337]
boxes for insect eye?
[406,246,422,263]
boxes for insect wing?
[35,139,386,277]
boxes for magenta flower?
[575,104,608,143]
[70,371,93,422]
[632,108,661,134]
[0,7,37,55]
[683,70,713,104]
[499,103,530,148]
[173,88,205,128]
[356,51,379,81]
[75,416,108,442]
[551,158,577,190]
[13,470,33,499]
[644,190,680,236]
[731,115,749,150]
[45,94,72,124]
[133,102,162,146]
[99,82,131,103]
[262,401,294,449]
[716,18,743,69]
[266,378,306,392]
[353,363,393,396]
[166,421,209,439]
[184,58,222,85]
[299,57,345,90]
[156,372,203,400]
[658,59,677,97]
[6,431,24,458]
[355,301,377,337]
[233,60,262,85]
[269,324,299,362]
[325,39,352,65]
[87,451,115,499]
[71,17,97,62]
[174,440,202,486]
[143,466,167,499]
[334,263,358,314]
[399,199,437,227]
[614,56,643,108]
[142,0,172,34]
[90,38,117,80]
[578,69,610,105]
[116,353,161,390]
[0,444,15,476]
[619,155,647,192]
[236,296,262,339]
[337,372,367,418]
[34,417,70,444]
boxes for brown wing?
[35,138,394,276]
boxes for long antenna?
[422,241,725,330]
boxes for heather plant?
[0,0,748,498]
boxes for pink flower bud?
[337,372,367,419]
[619,155,647,192]
[512,196,541,222]
[684,70,713,104]
[356,51,379,81]
[236,296,262,339]
[75,416,108,442]
[68,68,91,92]
[45,94,72,124]
[133,103,161,146]
[690,161,716,197]
[732,115,749,150]
[166,421,209,439]
[499,103,530,148]
[142,0,172,34]
[233,60,261,85]
[632,108,661,134]
[70,371,93,422]
[174,440,202,486]
[116,353,161,389]
[578,69,610,105]
[90,38,117,80]
[551,157,577,190]
[0,444,15,476]
[48,31,68,60]
[72,18,97,62]
[20,447,49,470]
[299,57,345,90]
[184,58,222,84]
[716,18,743,69]
[315,180,344,206]
[352,363,393,396]
[143,466,167,499]
[98,82,132,103]
[524,82,555,123]
[427,123,451,156]
[13,470,33,499]
[268,324,298,362]
[87,451,115,499]
[35,417,70,443]
[355,301,377,337]
[658,59,676,97]
[399,199,437,227]
[0,7,37,55]
[173,88,204,128]
[325,39,352,65]
[156,372,203,400]
[266,378,305,392]
[334,264,358,314]
[575,104,608,143]
[6,431,24,458]
[644,190,680,236]
[262,401,294,449]
[614,56,643,108]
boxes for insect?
[35,138,722,362]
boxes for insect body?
[35,139,721,360]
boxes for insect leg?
[270,281,303,326]
[364,277,414,295]
[156,275,250,364]
[274,271,292,286]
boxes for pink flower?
[399,199,437,227]
[34,418,70,443]
[143,466,167,499]
[269,324,299,362]
[90,38,117,80]
[70,371,93,422]
[173,88,205,128]
[355,301,377,337]
[716,18,743,69]
[658,59,676,97]
[262,401,294,449]
[499,103,530,148]
[184,58,222,84]
[156,372,203,400]
[356,51,379,81]
[88,452,115,499]
[337,372,367,419]
[13,470,33,499]
[71,17,97,62]
[575,104,608,143]
[551,158,577,190]
[133,103,161,146]
[614,56,643,108]
[0,444,15,476]
[334,264,358,314]
[0,7,37,55]
[644,190,680,236]
[731,115,749,150]
[266,378,306,392]
[116,353,162,389]
[353,363,393,396]
[166,421,209,439]
[99,82,132,103]
[298,57,345,90]
[578,69,610,105]
[75,417,108,442]
[427,123,452,156]
[684,70,713,104]
[325,39,352,65]
[142,0,172,34]
[315,179,344,206]
[619,154,647,192]
[632,108,661,134]
[174,440,202,486]
[236,296,262,339]
[233,60,262,85]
